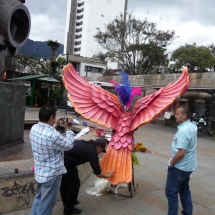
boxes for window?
[76,21,83,26]
[75,34,82,39]
[76,28,82,33]
[77,14,83,20]
[78,2,84,7]
[84,66,91,71]
[75,41,81,45]
[77,8,84,13]
[74,48,81,52]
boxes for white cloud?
[24,0,215,53]
[29,14,66,43]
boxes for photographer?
[30,104,75,215]
[60,137,114,215]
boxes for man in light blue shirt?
[165,96,197,215]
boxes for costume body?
[30,122,75,215]
[63,64,190,185]
[165,120,197,215]
[60,140,101,215]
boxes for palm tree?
[47,40,60,75]
[47,40,60,60]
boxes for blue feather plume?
[114,71,131,106]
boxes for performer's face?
[175,108,186,124]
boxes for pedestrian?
[30,104,75,215]
[165,96,197,215]
[60,137,115,215]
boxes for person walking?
[30,104,75,215]
[165,96,197,215]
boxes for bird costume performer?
[63,64,190,185]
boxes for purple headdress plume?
[109,71,142,109]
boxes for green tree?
[207,43,215,71]
[47,40,60,75]
[171,43,215,72]
[13,54,66,78]
[94,13,176,75]
[14,54,43,75]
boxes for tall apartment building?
[64,0,127,59]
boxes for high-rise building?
[64,0,128,59]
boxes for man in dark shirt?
[60,137,114,215]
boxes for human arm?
[52,121,75,152]
[96,171,114,179]
[169,148,186,167]
[174,95,180,115]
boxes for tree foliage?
[171,43,215,72]
[94,13,177,75]
[47,40,60,60]
[13,54,66,78]
[47,40,61,75]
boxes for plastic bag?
[85,178,111,197]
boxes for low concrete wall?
[0,82,27,148]
[0,162,93,214]
[86,72,215,88]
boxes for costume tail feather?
[100,145,132,185]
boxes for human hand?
[108,171,115,178]
[174,95,180,102]
[65,116,73,130]
[55,117,63,127]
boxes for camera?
[62,117,73,126]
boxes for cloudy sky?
[25,0,215,55]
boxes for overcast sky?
[25,0,215,55]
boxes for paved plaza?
[1,109,215,214]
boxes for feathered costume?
[63,64,190,185]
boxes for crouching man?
[60,137,114,215]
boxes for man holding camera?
[30,104,75,215]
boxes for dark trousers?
[165,167,193,215]
[60,164,80,215]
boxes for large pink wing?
[130,67,190,131]
[63,64,123,129]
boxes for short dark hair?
[178,105,191,119]
[39,104,56,122]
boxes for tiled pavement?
[0,130,33,162]
[0,109,106,162]
[2,109,215,214]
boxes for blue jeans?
[30,175,62,215]
[165,167,193,215]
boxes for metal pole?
[30,80,35,108]
[209,91,214,127]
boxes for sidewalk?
[2,121,215,214]
[0,108,102,162]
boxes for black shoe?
[67,207,82,214]
[75,200,80,205]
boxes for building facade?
[64,0,127,59]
